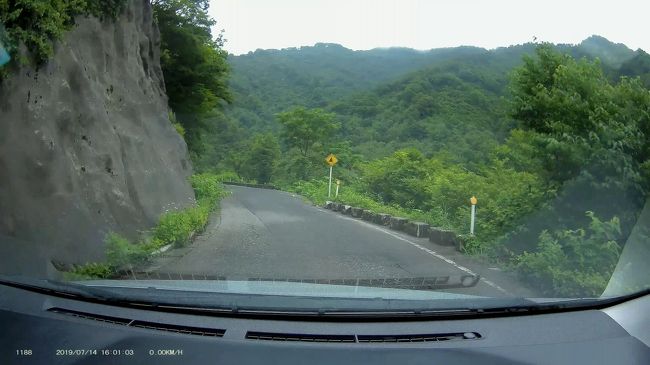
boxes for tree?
[515,212,622,297]
[617,50,650,89]
[361,148,430,208]
[503,44,650,257]
[152,0,231,153]
[192,111,246,173]
[276,107,339,156]
[509,44,647,191]
[0,0,126,70]
[243,134,280,184]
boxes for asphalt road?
[149,185,537,297]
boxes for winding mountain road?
[148,185,536,297]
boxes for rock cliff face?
[0,0,195,268]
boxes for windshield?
[1,0,649,312]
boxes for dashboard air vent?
[246,331,356,343]
[131,320,225,336]
[356,332,481,343]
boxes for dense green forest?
[190,29,649,296]
[195,35,641,171]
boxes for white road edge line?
[325,209,511,295]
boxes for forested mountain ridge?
[226,43,487,129]
[194,36,646,173]
[224,35,638,135]
[618,49,650,88]
[328,52,523,162]
[577,35,637,68]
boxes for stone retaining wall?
[323,201,464,251]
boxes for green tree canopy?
[361,148,430,208]
[243,134,281,184]
[509,44,649,193]
[153,0,231,152]
[276,107,339,156]
[0,0,126,69]
[617,50,650,89]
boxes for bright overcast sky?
[209,0,649,55]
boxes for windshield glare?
[0,0,649,311]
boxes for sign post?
[328,166,333,197]
[335,179,341,198]
[325,154,338,198]
[470,196,477,236]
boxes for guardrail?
[323,201,465,252]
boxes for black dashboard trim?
[1,278,649,322]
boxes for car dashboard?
[1,283,649,365]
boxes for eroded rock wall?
[0,0,195,266]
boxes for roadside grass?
[285,179,623,297]
[286,179,455,230]
[66,173,227,280]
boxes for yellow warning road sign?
[470,196,478,205]
[326,154,338,166]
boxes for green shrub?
[68,174,225,277]
[173,122,186,137]
[152,174,225,247]
[515,212,622,297]
[459,234,483,255]
[188,205,210,232]
[241,133,280,184]
[70,232,150,278]
[169,111,186,138]
[106,232,149,268]
[69,262,113,279]
[0,0,127,67]
[190,173,227,207]
[361,148,430,209]
[211,171,246,183]
[288,178,444,227]
[1,1,79,64]
[355,149,549,251]
[153,210,195,247]
[83,0,126,20]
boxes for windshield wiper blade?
[0,275,124,302]
[118,273,482,291]
[0,275,525,318]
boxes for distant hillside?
[226,43,487,129]
[224,36,636,135]
[577,35,635,68]
[203,35,646,171]
[328,36,642,162]
[328,53,520,164]
[220,43,539,168]
[618,49,650,88]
